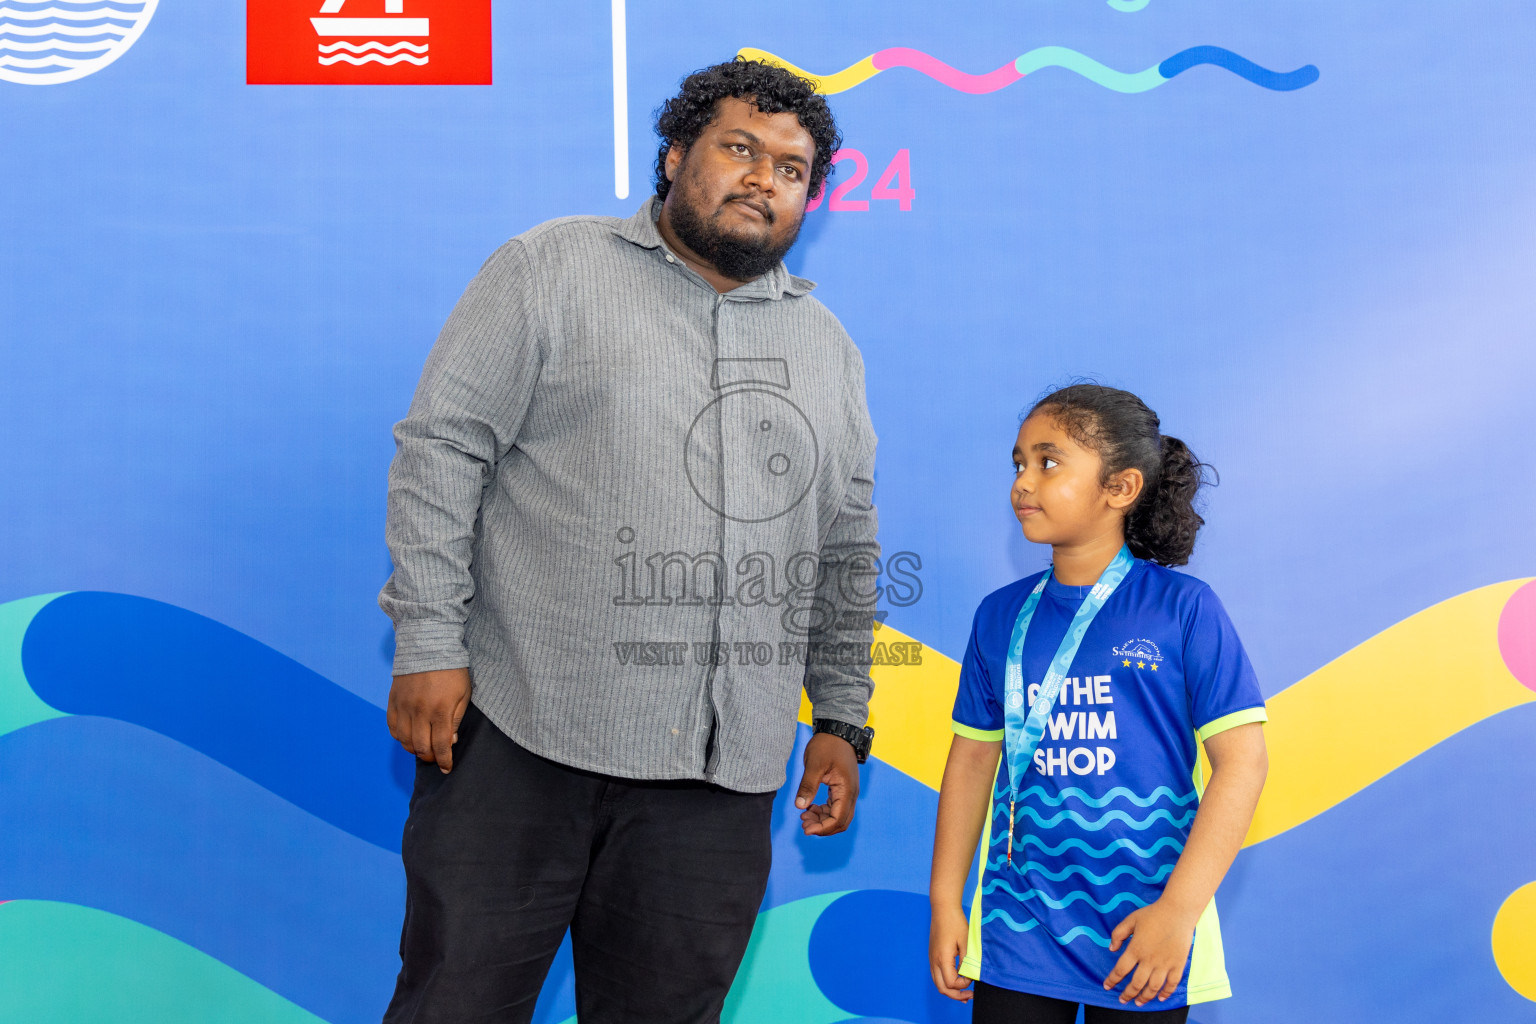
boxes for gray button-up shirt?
[380,199,880,792]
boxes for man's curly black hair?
[653,58,842,203]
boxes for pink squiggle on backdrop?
[1499,579,1536,693]
[870,47,1023,93]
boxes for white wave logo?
[311,0,428,67]
[0,0,157,85]
[318,39,426,65]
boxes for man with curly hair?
[378,58,881,1022]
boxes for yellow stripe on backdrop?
[803,579,1535,848]
[798,623,959,790]
[1242,577,1533,844]
[735,47,881,95]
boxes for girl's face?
[1011,414,1138,548]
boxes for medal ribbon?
[1001,546,1135,863]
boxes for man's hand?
[387,668,471,774]
[794,731,861,836]
[928,903,975,1002]
[1102,897,1199,1005]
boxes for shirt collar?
[613,197,816,300]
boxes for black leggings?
[971,980,1191,1024]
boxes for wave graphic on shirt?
[985,794,1184,947]
[1015,785,1199,808]
[978,909,1114,948]
[987,835,1187,862]
[0,0,156,84]
[1027,805,1196,832]
[991,804,1197,832]
[983,878,1149,914]
[1008,860,1176,886]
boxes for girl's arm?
[1102,721,1268,1006]
[928,733,1002,1002]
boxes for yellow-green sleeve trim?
[1196,706,1268,743]
[952,720,1005,742]
[959,784,994,982]
[1185,896,1232,1003]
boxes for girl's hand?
[928,904,974,1002]
[1102,898,1199,1005]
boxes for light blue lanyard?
[1001,546,1135,863]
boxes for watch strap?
[812,718,874,763]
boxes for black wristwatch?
[812,718,875,764]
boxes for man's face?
[662,96,816,282]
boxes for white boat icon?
[310,0,428,38]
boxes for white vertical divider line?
[611,0,629,200]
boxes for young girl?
[929,384,1268,1023]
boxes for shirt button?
[670,727,679,735]
[665,253,675,263]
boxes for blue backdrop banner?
[4,2,1536,1021]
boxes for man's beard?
[666,174,802,282]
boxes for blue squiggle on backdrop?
[19,592,413,852]
[1159,45,1320,91]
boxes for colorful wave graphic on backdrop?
[3,581,1534,1021]
[737,45,1320,95]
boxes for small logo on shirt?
[1112,638,1163,662]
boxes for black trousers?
[382,704,775,1024]
[971,981,1191,1024]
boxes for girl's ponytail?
[1028,384,1214,567]
[1123,435,1210,567]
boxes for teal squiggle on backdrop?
[0,901,326,1024]
[0,593,67,737]
[1015,46,1165,92]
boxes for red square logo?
[247,0,491,85]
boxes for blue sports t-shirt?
[951,559,1266,1010]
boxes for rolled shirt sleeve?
[379,239,546,676]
